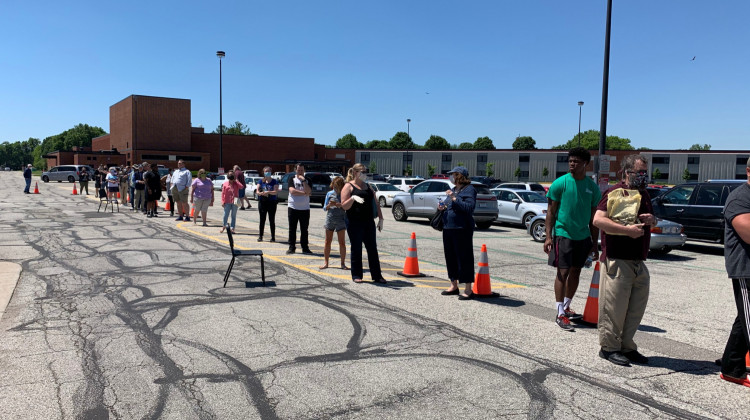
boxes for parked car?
[245,176,263,199]
[651,180,745,242]
[368,181,402,207]
[41,165,94,182]
[494,182,547,194]
[211,174,227,190]
[272,172,285,180]
[471,176,496,186]
[491,188,548,226]
[276,172,332,205]
[4,167,10,171]
[388,177,423,192]
[431,174,449,180]
[244,170,260,179]
[326,172,343,179]
[527,214,687,254]
[391,180,498,229]
[645,186,669,199]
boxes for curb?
[0,262,22,321]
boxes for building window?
[442,153,452,162]
[687,156,700,165]
[143,154,170,160]
[477,154,487,163]
[737,156,749,165]
[360,153,370,163]
[176,155,202,162]
[403,153,413,163]
[476,168,485,176]
[556,171,567,178]
[557,155,568,163]
[652,156,670,164]
[519,154,530,163]
[653,171,669,180]
[520,171,529,177]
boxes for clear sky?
[2,0,748,150]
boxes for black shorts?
[548,236,592,269]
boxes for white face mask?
[359,173,367,182]
[449,175,456,184]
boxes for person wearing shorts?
[171,160,192,221]
[106,168,119,203]
[319,176,348,270]
[544,147,601,331]
[190,169,214,226]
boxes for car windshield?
[405,179,421,185]
[517,191,546,203]
[377,184,400,191]
[473,185,490,194]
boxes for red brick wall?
[91,135,111,151]
[109,97,134,155]
[134,96,191,152]
[191,134,316,172]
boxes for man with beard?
[592,154,656,366]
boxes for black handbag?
[430,209,445,231]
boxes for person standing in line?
[162,168,174,217]
[286,163,313,255]
[340,163,386,284]
[438,166,477,300]
[94,165,104,198]
[128,165,136,209]
[545,147,601,332]
[171,160,192,221]
[233,165,252,210]
[144,163,162,217]
[132,164,146,212]
[257,166,279,242]
[719,157,750,387]
[106,168,120,203]
[23,164,32,194]
[119,167,129,203]
[220,171,242,234]
[319,176,348,270]
[592,154,655,366]
[79,167,90,195]
[189,169,214,226]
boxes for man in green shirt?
[545,147,601,331]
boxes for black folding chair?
[97,195,119,213]
[223,229,265,287]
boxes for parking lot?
[1,172,748,419]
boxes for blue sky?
[1,0,748,150]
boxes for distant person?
[171,160,192,221]
[162,168,174,217]
[233,165,252,210]
[119,167,129,203]
[719,157,750,387]
[190,169,214,226]
[545,147,601,332]
[286,163,312,254]
[79,167,90,195]
[144,163,161,217]
[257,166,279,242]
[23,164,32,194]
[438,167,477,300]
[132,165,146,212]
[341,163,386,284]
[319,176,348,270]
[593,154,655,366]
[94,165,105,198]
[220,171,242,234]
[106,168,119,203]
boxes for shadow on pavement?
[473,295,525,307]
[646,357,720,375]
[649,253,696,262]
[638,324,667,333]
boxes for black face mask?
[626,171,648,189]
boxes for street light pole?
[597,0,612,182]
[577,101,584,147]
[406,119,411,176]
[217,50,225,173]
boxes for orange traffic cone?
[190,207,195,217]
[33,182,39,194]
[164,200,171,211]
[397,232,425,277]
[581,261,601,324]
[72,183,78,195]
[472,244,499,298]
[746,352,750,371]
[117,191,121,198]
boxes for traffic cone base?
[581,261,601,325]
[164,201,171,211]
[472,244,499,298]
[72,183,78,195]
[33,182,40,194]
[397,232,425,277]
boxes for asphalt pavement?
[0,172,748,419]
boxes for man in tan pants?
[592,154,656,366]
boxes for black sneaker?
[556,315,575,332]
[257,237,263,242]
[286,248,295,255]
[302,248,313,254]
[623,350,649,364]
[599,349,631,366]
[564,308,583,321]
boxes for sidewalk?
[0,262,21,321]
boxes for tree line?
[0,124,106,170]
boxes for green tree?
[424,135,451,150]
[389,131,416,149]
[404,165,413,176]
[689,143,711,150]
[212,121,256,135]
[31,124,107,170]
[512,136,537,150]
[458,142,474,149]
[514,167,521,180]
[473,136,495,150]
[485,162,494,178]
[552,129,634,150]
[542,167,549,177]
[652,168,662,180]
[456,162,465,166]
[369,161,377,173]
[426,164,436,177]
[682,168,691,181]
[365,140,390,149]
[335,133,363,149]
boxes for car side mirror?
[511,198,521,204]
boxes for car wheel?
[475,221,492,230]
[530,219,546,242]
[392,203,408,221]
[523,212,535,227]
[42,176,49,182]
[379,196,387,207]
[68,176,75,183]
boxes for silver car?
[527,214,687,255]
[391,180,499,229]
[491,188,548,227]
[41,165,94,183]
[368,181,402,207]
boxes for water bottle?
[584,252,596,268]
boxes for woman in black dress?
[143,162,162,217]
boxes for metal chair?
[223,229,265,287]
[97,195,119,213]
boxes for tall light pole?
[406,118,411,138]
[597,0,613,183]
[217,50,225,173]
[577,101,584,147]
[406,119,411,176]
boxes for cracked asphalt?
[1,172,748,419]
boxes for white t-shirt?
[288,175,310,210]
[171,168,192,192]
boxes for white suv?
[388,177,422,192]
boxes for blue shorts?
[238,188,246,198]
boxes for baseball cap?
[447,166,469,177]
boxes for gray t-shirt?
[724,182,750,278]
[288,175,310,211]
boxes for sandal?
[319,264,329,270]
[340,264,349,270]
[219,227,225,233]
[353,278,363,283]
[458,293,474,300]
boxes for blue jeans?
[24,178,31,193]
[347,218,382,281]
[222,203,238,229]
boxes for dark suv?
[277,172,332,206]
[651,180,745,242]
